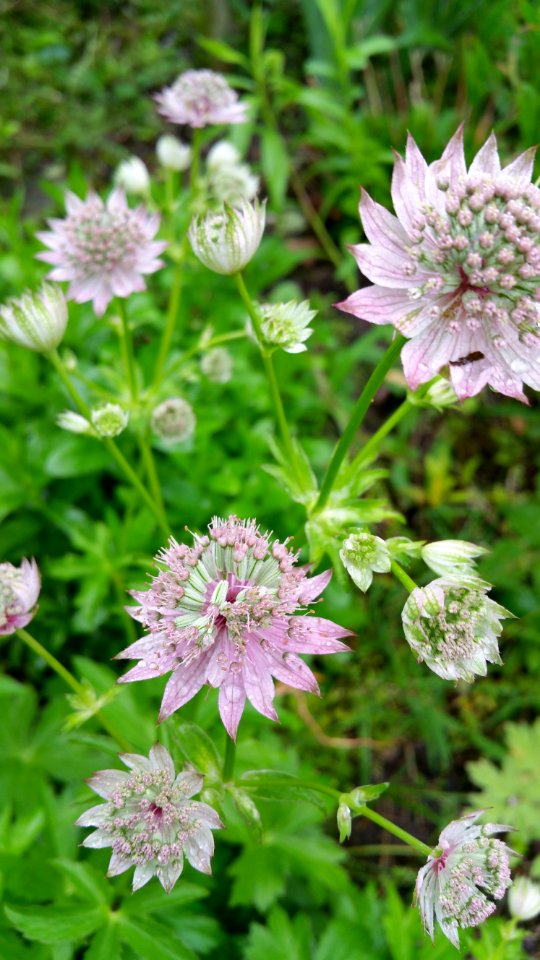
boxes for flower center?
[64,204,145,276]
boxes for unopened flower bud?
[409,376,459,410]
[156,135,192,172]
[0,558,40,635]
[422,540,487,577]
[0,284,67,353]
[151,397,195,443]
[57,411,94,435]
[340,533,391,592]
[509,877,540,921]
[206,140,241,169]
[189,199,265,275]
[91,403,129,438]
[337,801,352,843]
[258,300,316,354]
[115,157,150,196]
[201,347,233,383]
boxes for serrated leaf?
[343,782,390,810]
[5,904,105,944]
[122,881,208,916]
[83,923,122,960]
[52,860,112,906]
[118,915,197,960]
[239,770,328,809]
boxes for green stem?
[222,735,236,781]
[117,300,138,402]
[165,330,247,380]
[289,166,343,273]
[391,560,418,593]
[48,350,170,538]
[313,336,405,513]
[359,805,432,857]
[234,271,298,468]
[351,398,411,469]
[137,433,168,532]
[16,628,131,752]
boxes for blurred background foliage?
[1,0,540,957]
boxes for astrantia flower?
[421,540,487,578]
[201,346,233,383]
[76,744,222,892]
[155,70,248,128]
[340,533,391,592]
[508,877,540,921]
[0,284,67,353]
[416,811,513,948]
[338,128,540,400]
[258,300,317,353]
[156,135,192,172]
[117,515,351,738]
[115,157,150,196]
[36,189,167,317]
[91,403,129,438]
[189,200,265,275]
[151,397,196,444]
[0,558,40,636]
[402,576,510,681]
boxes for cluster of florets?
[37,189,166,316]
[258,300,317,353]
[76,744,222,892]
[151,397,196,444]
[117,515,350,738]
[201,346,233,383]
[416,811,513,948]
[189,199,266,275]
[155,70,248,128]
[0,558,40,636]
[339,128,540,400]
[339,533,391,592]
[402,577,509,682]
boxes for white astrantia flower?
[508,877,540,921]
[402,576,511,681]
[115,157,150,196]
[189,199,266,275]
[258,300,317,354]
[201,347,233,383]
[91,404,129,438]
[205,140,259,206]
[422,540,487,577]
[76,744,223,893]
[0,284,68,353]
[151,397,195,444]
[340,533,391,592]
[57,411,95,435]
[206,140,242,169]
[0,558,40,636]
[409,376,459,410]
[416,811,514,949]
[156,135,192,172]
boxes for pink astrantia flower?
[117,515,351,739]
[36,189,167,317]
[155,70,248,128]
[0,558,40,635]
[416,811,514,949]
[338,128,540,401]
[76,744,222,892]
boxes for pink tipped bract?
[155,69,248,128]
[0,558,40,636]
[118,515,351,739]
[338,128,540,401]
[36,189,167,317]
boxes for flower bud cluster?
[258,299,316,354]
[340,532,391,592]
[151,397,196,444]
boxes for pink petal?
[359,189,409,253]
[267,616,352,654]
[336,286,417,326]
[117,657,173,683]
[391,154,422,233]
[350,244,424,287]
[87,770,129,799]
[405,133,429,190]
[469,132,501,177]
[502,146,537,186]
[264,646,320,694]
[297,569,332,603]
[158,656,209,722]
[218,671,246,740]
[242,643,278,722]
[430,124,466,188]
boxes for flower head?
[156,135,192,172]
[508,877,540,921]
[151,397,196,444]
[416,811,513,948]
[0,284,67,353]
[402,576,510,681]
[201,346,233,383]
[258,300,317,354]
[338,128,540,401]
[155,70,248,128]
[76,744,222,892]
[421,540,487,578]
[115,157,150,196]
[340,533,391,592]
[189,199,265,275]
[118,516,351,738]
[408,376,459,410]
[36,189,167,316]
[0,558,40,635]
[91,403,129,438]
[206,140,259,206]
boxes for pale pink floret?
[0,558,40,635]
[416,810,514,949]
[117,516,351,739]
[155,69,248,128]
[36,189,167,317]
[76,744,222,893]
[338,127,540,401]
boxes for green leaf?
[118,915,197,960]
[45,436,110,478]
[173,722,222,781]
[260,127,289,210]
[264,436,318,508]
[239,770,328,809]
[52,860,112,906]
[245,906,312,960]
[197,36,249,68]
[5,904,105,944]
[122,881,208,916]
[83,923,122,960]
[344,782,390,810]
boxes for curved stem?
[222,735,236,782]
[117,300,138,402]
[351,382,431,469]
[391,560,418,593]
[313,336,405,514]
[137,433,168,533]
[359,806,431,857]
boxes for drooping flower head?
[0,284,67,353]
[117,516,351,738]
[76,744,222,892]
[338,128,540,400]
[36,189,167,316]
[0,558,40,636]
[189,199,266,275]
[416,811,513,948]
[155,70,248,128]
[402,576,510,682]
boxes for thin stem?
[137,433,168,533]
[222,735,236,781]
[313,336,405,513]
[165,330,247,380]
[117,300,138,402]
[391,560,418,593]
[234,272,298,467]
[359,805,432,857]
[351,399,411,469]
[289,167,343,273]
[48,350,170,538]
